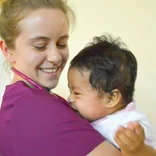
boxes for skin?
[0,8,122,156]
[1,8,69,89]
[68,67,122,121]
[67,68,156,156]
[115,122,156,156]
[1,7,155,156]
[68,67,110,121]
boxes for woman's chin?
[40,79,59,90]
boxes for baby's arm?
[115,122,156,156]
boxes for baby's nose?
[68,95,75,103]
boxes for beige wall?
[54,0,156,125]
[0,0,156,125]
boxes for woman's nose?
[47,46,62,65]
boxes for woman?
[0,0,155,156]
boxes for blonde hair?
[0,0,75,49]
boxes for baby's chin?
[69,105,91,121]
[73,109,81,116]
[71,108,85,119]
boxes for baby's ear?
[106,89,122,108]
[0,40,15,63]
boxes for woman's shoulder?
[4,81,34,97]
[3,80,53,101]
[2,80,79,119]
[1,80,58,113]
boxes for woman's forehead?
[18,8,69,39]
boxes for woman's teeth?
[41,68,57,73]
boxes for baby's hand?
[114,122,145,156]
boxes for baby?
[67,34,156,152]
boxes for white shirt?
[91,101,156,149]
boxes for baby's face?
[67,67,110,122]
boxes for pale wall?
[54,0,156,125]
[0,0,156,125]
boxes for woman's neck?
[11,74,34,88]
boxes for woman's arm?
[87,135,156,156]
[87,141,122,156]
[121,144,156,156]
[87,140,156,156]
[131,144,156,156]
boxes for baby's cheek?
[70,102,78,111]
[77,106,93,121]
[83,107,101,121]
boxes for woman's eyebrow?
[28,35,69,44]
[28,36,50,44]
[59,35,69,40]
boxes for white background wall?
[0,0,156,125]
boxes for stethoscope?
[11,67,66,101]
[11,67,47,91]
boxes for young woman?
[0,0,155,156]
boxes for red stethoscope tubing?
[11,67,68,102]
[11,67,45,90]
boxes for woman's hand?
[114,122,145,155]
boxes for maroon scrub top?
[0,81,105,156]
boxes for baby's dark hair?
[69,34,137,105]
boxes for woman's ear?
[105,89,122,108]
[0,40,15,63]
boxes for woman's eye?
[74,92,80,95]
[57,43,67,49]
[34,45,46,51]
